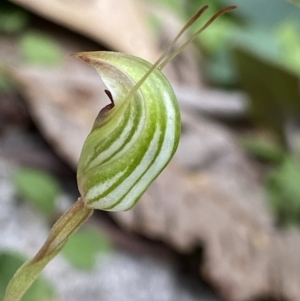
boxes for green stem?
[3,198,94,301]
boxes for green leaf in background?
[148,0,182,14]
[61,227,112,270]
[234,47,300,140]
[220,0,300,28]
[0,9,29,34]
[231,20,300,76]
[276,21,300,73]
[233,26,282,64]
[205,47,237,86]
[19,30,63,66]
[267,156,300,225]
[0,252,55,301]
[14,168,61,217]
[203,0,300,85]
[199,18,237,54]
[243,136,285,163]
[286,0,300,6]
[0,74,13,92]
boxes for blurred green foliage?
[286,0,300,6]
[243,137,285,164]
[267,157,300,225]
[0,74,13,92]
[62,227,112,270]
[235,48,300,140]
[14,168,61,217]
[0,7,29,34]
[19,30,63,66]
[0,0,62,67]
[148,0,300,85]
[277,21,300,73]
[0,252,55,301]
[244,135,300,226]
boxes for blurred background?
[1,0,300,300]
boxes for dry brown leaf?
[9,0,159,61]
[11,65,103,165]
[10,65,300,301]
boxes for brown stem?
[33,198,92,261]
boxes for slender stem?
[3,198,94,301]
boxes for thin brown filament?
[122,6,210,102]
[123,5,236,102]
[158,5,237,69]
[154,5,209,69]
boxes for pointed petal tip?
[72,52,87,60]
[72,52,98,66]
